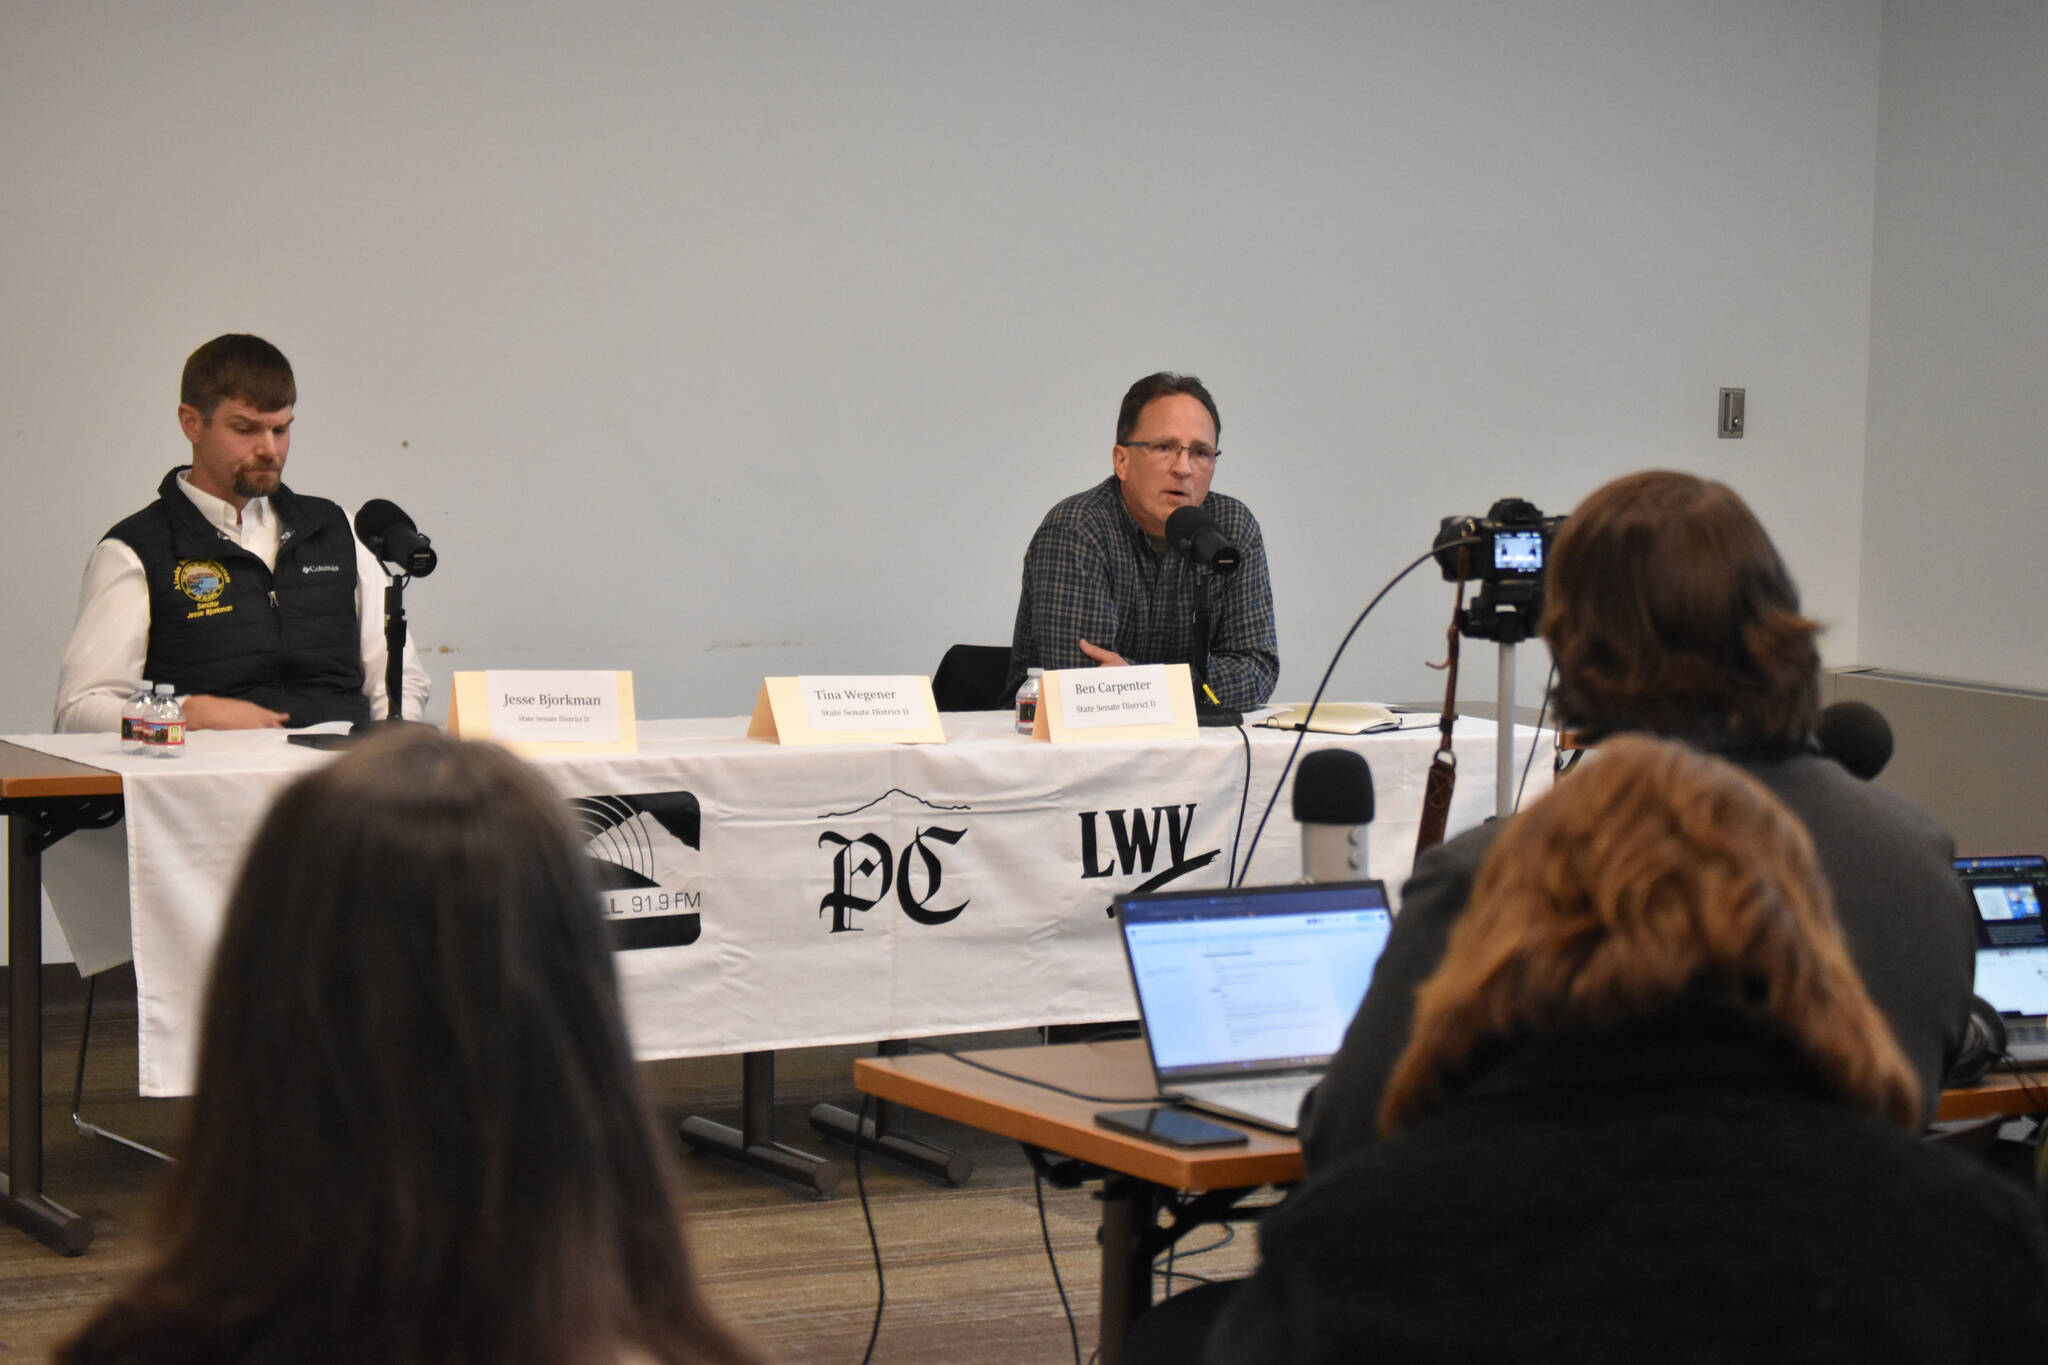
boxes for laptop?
[1955,855,2048,1067]
[1113,880,1393,1131]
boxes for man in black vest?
[54,334,429,732]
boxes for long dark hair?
[1540,470,1821,754]
[61,728,755,1365]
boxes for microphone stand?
[1192,572,1241,727]
[379,571,416,726]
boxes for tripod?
[1455,577,1543,818]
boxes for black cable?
[1513,661,1558,812]
[904,1040,1159,1105]
[1236,539,1474,884]
[1158,1219,1239,1299]
[1228,722,1252,884]
[1034,1169,1083,1365]
[1156,1221,1237,1264]
[853,1094,885,1365]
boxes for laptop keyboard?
[2010,1022,2048,1048]
[1179,1076,1315,1123]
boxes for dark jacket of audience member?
[59,729,757,1365]
[1208,738,2048,1365]
[1300,471,1975,1168]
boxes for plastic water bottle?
[143,683,186,759]
[1014,667,1043,735]
[120,680,153,755]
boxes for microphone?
[1165,505,1241,575]
[1294,748,1374,882]
[1815,700,1892,781]
[354,499,439,577]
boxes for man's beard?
[234,466,281,499]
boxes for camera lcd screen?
[1494,530,1544,574]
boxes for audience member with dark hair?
[1206,738,2048,1364]
[1299,470,1976,1166]
[59,728,756,1365]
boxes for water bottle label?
[135,720,184,748]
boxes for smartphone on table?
[1093,1106,1249,1148]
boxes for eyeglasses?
[1121,439,1221,470]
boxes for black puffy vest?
[106,468,370,728]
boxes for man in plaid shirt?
[1004,373,1278,710]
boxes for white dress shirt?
[52,471,432,733]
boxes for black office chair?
[931,644,1012,712]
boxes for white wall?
[1862,0,2048,691]
[1,1,1886,744]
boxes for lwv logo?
[1078,803,1219,893]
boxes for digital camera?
[1434,498,1563,583]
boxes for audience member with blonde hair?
[1300,470,1976,1167]
[1205,738,2048,1364]
[59,728,757,1365]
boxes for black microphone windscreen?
[1294,748,1375,824]
[1164,504,1219,550]
[1816,700,1893,781]
[354,498,408,544]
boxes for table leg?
[5,804,97,1254]
[1096,1175,1165,1365]
[678,1050,843,1195]
[809,1040,974,1185]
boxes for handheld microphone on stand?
[1295,748,1375,882]
[1165,505,1241,575]
[354,499,438,578]
[354,499,439,724]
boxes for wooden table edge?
[1934,1072,2048,1123]
[854,1052,1302,1191]
[0,741,123,800]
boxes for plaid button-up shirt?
[1004,476,1278,709]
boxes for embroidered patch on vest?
[175,559,235,619]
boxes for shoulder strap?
[1415,549,1470,857]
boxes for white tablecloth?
[10,713,1547,1095]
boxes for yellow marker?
[1202,683,1223,706]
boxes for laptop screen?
[1955,856,2048,1015]
[1116,881,1392,1081]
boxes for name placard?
[1034,663,1199,743]
[748,675,946,745]
[447,670,639,756]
